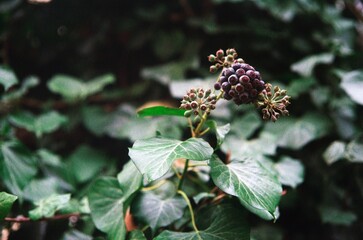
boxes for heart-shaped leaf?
[340,70,363,105]
[88,177,126,240]
[29,194,71,220]
[155,203,250,240]
[274,157,304,188]
[117,160,143,200]
[210,155,281,220]
[129,137,213,182]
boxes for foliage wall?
[1,0,363,239]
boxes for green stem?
[177,190,200,237]
[177,159,189,190]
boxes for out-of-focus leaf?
[287,77,316,98]
[9,111,68,138]
[193,192,215,204]
[67,145,108,184]
[169,78,216,98]
[251,224,283,240]
[128,230,147,240]
[319,206,357,226]
[117,160,143,200]
[291,53,334,77]
[323,141,346,165]
[29,194,71,220]
[152,30,185,60]
[36,149,62,167]
[210,155,281,220]
[0,65,18,91]
[0,192,18,219]
[137,106,185,117]
[82,106,114,136]
[346,138,363,163]
[230,112,262,139]
[61,229,93,240]
[1,76,39,101]
[23,178,59,202]
[48,74,115,101]
[274,157,304,188]
[205,120,230,148]
[0,141,38,197]
[339,70,363,105]
[155,203,250,240]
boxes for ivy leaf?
[128,230,147,240]
[48,74,115,101]
[205,120,230,148]
[274,157,304,188]
[0,141,38,197]
[23,178,59,202]
[137,106,185,117]
[291,53,334,77]
[210,155,281,220]
[88,177,126,240]
[29,194,71,220]
[132,183,187,231]
[0,65,18,91]
[62,229,93,240]
[346,138,363,163]
[117,160,143,200]
[155,203,250,240]
[339,70,363,105]
[319,206,357,226]
[1,76,39,101]
[67,145,108,184]
[230,112,262,139]
[0,192,18,219]
[9,111,68,138]
[323,141,346,165]
[129,137,213,182]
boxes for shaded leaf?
[117,160,143,200]
[155,203,250,240]
[29,194,71,220]
[0,65,18,91]
[23,177,59,202]
[137,106,185,117]
[0,192,18,219]
[230,112,262,139]
[0,141,38,197]
[61,229,93,240]
[291,53,334,77]
[129,137,213,182]
[274,157,304,188]
[340,70,363,105]
[346,138,363,163]
[169,78,216,98]
[319,206,357,226]
[210,155,281,220]
[132,185,187,231]
[1,76,39,101]
[128,230,147,240]
[88,177,126,240]
[205,120,230,148]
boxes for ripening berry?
[191,101,198,109]
[228,75,238,85]
[214,82,221,90]
[222,82,231,91]
[216,49,224,58]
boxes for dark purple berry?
[222,82,231,91]
[240,75,250,84]
[235,83,244,93]
[255,71,261,79]
[228,89,237,97]
[250,89,258,97]
[223,93,233,100]
[239,93,249,103]
[223,67,235,78]
[243,83,253,90]
[246,70,256,79]
[214,82,221,90]
[228,75,238,85]
[232,63,242,71]
[236,68,245,77]
[219,76,227,83]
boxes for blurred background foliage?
[1,0,363,239]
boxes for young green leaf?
[0,192,18,219]
[274,157,304,188]
[155,203,250,240]
[129,137,213,182]
[9,111,68,138]
[29,194,71,220]
[0,141,38,197]
[137,106,185,117]
[0,65,18,91]
[210,155,282,220]
[88,177,126,240]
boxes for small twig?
[142,179,167,192]
[177,190,200,238]
[177,159,190,190]
[4,213,80,223]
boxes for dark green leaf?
[0,192,18,219]
[155,203,250,240]
[129,137,213,181]
[319,206,357,226]
[230,112,262,139]
[67,145,108,184]
[287,77,316,98]
[82,106,114,136]
[29,194,71,220]
[1,76,39,101]
[9,111,68,137]
[0,141,38,197]
[274,157,304,188]
[346,138,363,163]
[61,229,93,240]
[23,178,59,202]
[210,155,281,220]
[36,149,62,167]
[205,120,230,148]
[339,70,363,105]
[88,177,126,240]
[132,183,187,231]
[0,65,18,91]
[169,78,216,98]
[128,230,147,240]
[137,106,185,117]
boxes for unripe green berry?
[184,110,192,117]
[216,49,224,58]
[210,65,217,73]
[208,54,216,63]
